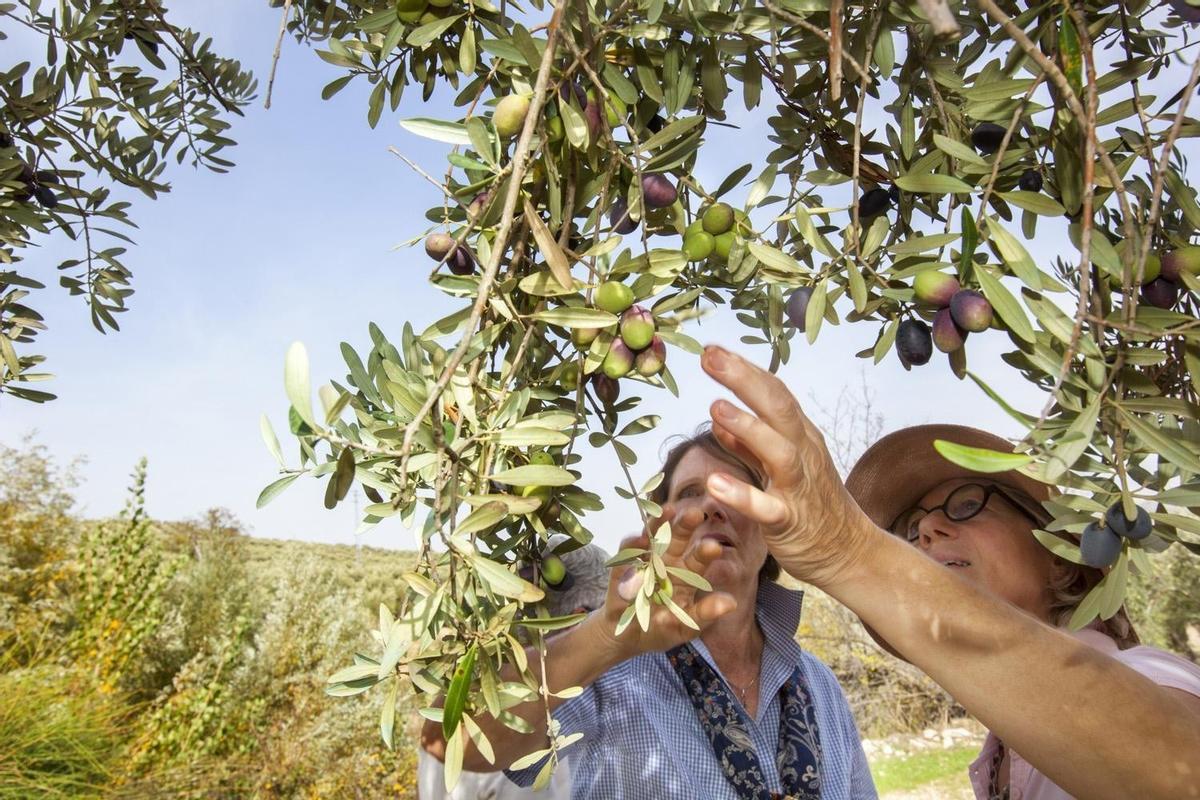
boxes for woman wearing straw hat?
[696,344,1200,800]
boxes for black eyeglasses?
[889,482,1044,544]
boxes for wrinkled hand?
[699,345,878,589]
[594,504,736,661]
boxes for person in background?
[416,539,610,800]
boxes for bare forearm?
[422,611,628,772]
[821,523,1200,800]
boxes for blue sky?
[1,3,1097,554]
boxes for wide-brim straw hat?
[846,424,1055,532]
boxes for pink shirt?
[968,628,1200,799]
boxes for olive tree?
[0,0,256,403]
[258,0,1200,786]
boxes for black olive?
[1017,169,1043,192]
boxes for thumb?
[616,567,644,603]
[605,533,649,610]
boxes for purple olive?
[584,101,603,138]
[449,248,475,276]
[425,233,455,261]
[895,319,933,367]
[1140,278,1179,309]
[1018,169,1043,192]
[1104,502,1152,541]
[591,373,620,405]
[785,287,813,331]
[14,163,34,202]
[1161,246,1200,282]
[949,290,994,332]
[34,186,57,209]
[634,336,666,376]
[859,187,892,219]
[971,123,1008,155]
[641,174,677,209]
[610,197,638,234]
[558,82,586,106]
[468,190,493,221]
[932,308,968,352]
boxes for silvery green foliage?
[0,1,257,402]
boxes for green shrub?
[71,460,179,696]
[1126,543,1200,658]
[0,436,82,663]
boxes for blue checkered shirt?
[507,581,878,799]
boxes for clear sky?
[3,2,1118,555]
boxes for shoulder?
[580,651,676,708]
[798,651,859,721]
[798,649,841,686]
[596,651,666,685]
[1111,644,1200,697]
[1073,628,1200,697]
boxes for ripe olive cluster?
[967,122,1198,312]
[578,279,666,382]
[905,271,995,364]
[419,86,638,277]
[423,232,475,275]
[1080,501,1153,568]
[784,120,1197,376]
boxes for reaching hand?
[698,345,880,589]
[594,504,736,660]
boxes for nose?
[699,493,728,523]
[916,509,959,549]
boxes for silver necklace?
[729,672,760,706]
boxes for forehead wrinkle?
[668,448,753,498]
